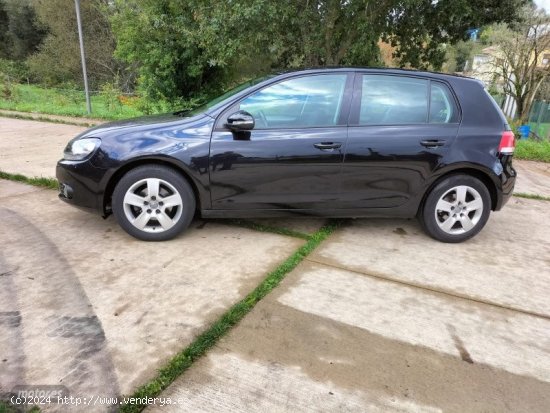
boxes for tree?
[111,0,527,102]
[0,0,11,59]
[28,0,130,89]
[385,0,528,69]
[487,6,550,122]
[443,40,481,73]
[0,0,46,60]
[110,0,227,102]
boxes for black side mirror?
[225,110,255,131]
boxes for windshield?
[175,75,274,117]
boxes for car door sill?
[201,207,415,219]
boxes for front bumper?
[56,159,108,215]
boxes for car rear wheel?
[112,165,195,241]
[420,174,491,243]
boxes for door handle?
[314,142,342,150]
[420,139,446,148]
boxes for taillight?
[498,131,515,155]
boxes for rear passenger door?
[340,73,460,209]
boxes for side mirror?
[225,110,255,131]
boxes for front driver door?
[209,73,353,211]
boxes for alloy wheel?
[434,185,484,235]
[122,178,183,233]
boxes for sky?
[535,0,550,11]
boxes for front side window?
[359,75,429,125]
[238,74,348,129]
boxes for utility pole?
[75,0,91,114]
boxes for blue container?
[518,125,530,139]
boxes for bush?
[0,74,19,101]
[100,81,123,113]
[0,58,31,83]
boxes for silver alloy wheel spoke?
[155,211,175,230]
[440,216,457,232]
[456,186,467,203]
[147,178,160,198]
[124,192,147,207]
[161,194,182,208]
[133,211,151,230]
[436,199,454,212]
[461,216,475,231]
[465,198,483,210]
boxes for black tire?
[112,165,196,241]
[419,174,491,243]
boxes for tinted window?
[429,82,459,123]
[238,74,347,129]
[359,75,429,125]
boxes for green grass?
[119,222,338,413]
[0,171,58,190]
[0,401,18,413]
[514,192,550,201]
[0,84,143,120]
[0,401,39,413]
[515,139,550,163]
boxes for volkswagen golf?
[57,68,516,243]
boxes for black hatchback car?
[57,68,516,242]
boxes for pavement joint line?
[305,256,550,322]
[118,221,339,413]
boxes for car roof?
[273,67,478,83]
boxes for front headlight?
[63,137,101,161]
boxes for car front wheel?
[420,174,491,243]
[112,165,196,241]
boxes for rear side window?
[359,75,429,125]
[430,82,459,124]
[357,75,459,125]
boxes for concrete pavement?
[0,117,85,178]
[151,197,550,413]
[0,180,303,407]
[151,266,550,412]
[312,197,550,316]
[514,159,550,197]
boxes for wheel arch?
[102,157,204,216]
[418,166,500,216]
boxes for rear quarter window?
[429,82,460,124]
